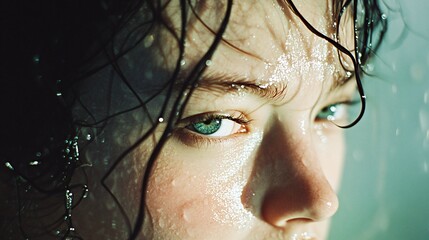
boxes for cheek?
[145,135,261,239]
[317,126,345,191]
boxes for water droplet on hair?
[86,133,92,141]
[381,13,387,20]
[29,160,40,166]
[180,59,186,66]
[5,162,14,170]
[144,34,155,48]
[32,54,40,63]
[205,59,212,66]
[158,117,164,123]
[82,185,89,199]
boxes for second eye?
[186,115,247,137]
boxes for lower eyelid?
[172,128,246,148]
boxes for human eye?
[315,100,360,125]
[174,112,250,146]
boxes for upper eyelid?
[179,112,250,126]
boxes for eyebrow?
[195,71,355,102]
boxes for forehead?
[153,0,353,87]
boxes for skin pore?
[134,0,356,239]
[71,0,357,239]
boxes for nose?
[261,164,339,227]
[244,120,340,228]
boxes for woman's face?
[75,0,356,239]
[134,1,357,239]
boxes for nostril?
[260,182,339,228]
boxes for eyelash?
[174,112,251,147]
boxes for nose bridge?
[243,118,339,228]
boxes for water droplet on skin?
[180,59,186,66]
[381,13,387,20]
[182,208,191,222]
[205,59,212,66]
[158,117,164,123]
[158,219,165,228]
[171,179,177,186]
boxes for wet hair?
[0,0,386,239]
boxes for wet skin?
[73,0,357,239]
[141,0,356,239]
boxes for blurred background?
[330,0,429,239]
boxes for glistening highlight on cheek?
[146,132,263,238]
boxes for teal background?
[330,0,429,239]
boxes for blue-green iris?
[191,119,222,135]
[316,104,338,120]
